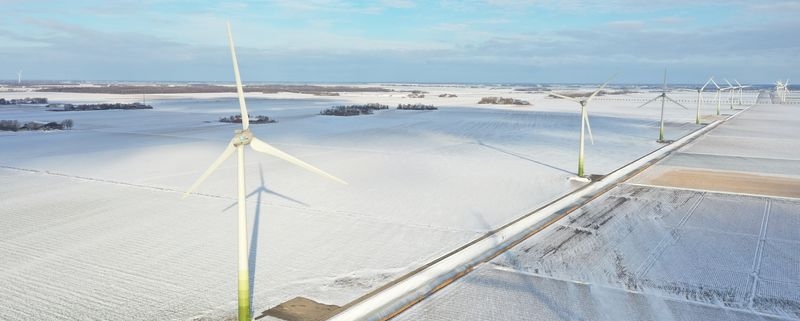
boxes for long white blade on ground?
[250,137,347,185]
[227,22,249,130]
[587,74,617,102]
[583,112,594,144]
[183,139,237,198]
[548,93,582,103]
[665,96,689,109]
[636,95,661,108]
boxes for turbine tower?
[16,70,21,85]
[696,76,714,124]
[549,75,615,179]
[183,23,346,321]
[636,69,688,142]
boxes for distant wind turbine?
[696,76,714,124]
[183,23,347,321]
[16,70,21,85]
[783,79,791,103]
[549,75,615,179]
[775,80,787,103]
[724,79,737,109]
[734,79,750,105]
[636,69,688,142]
[710,78,722,115]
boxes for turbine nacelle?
[233,129,253,146]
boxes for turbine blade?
[700,77,713,91]
[250,137,347,185]
[548,93,581,103]
[587,74,617,102]
[711,78,720,89]
[584,112,594,145]
[662,68,667,92]
[227,22,250,130]
[636,95,661,108]
[666,96,689,109]
[724,78,733,88]
[183,139,237,198]
[734,79,742,87]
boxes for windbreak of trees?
[320,103,389,116]
[48,103,153,111]
[478,97,531,105]
[219,114,276,124]
[0,97,48,105]
[0,119,73,131]
[397,104,437,110]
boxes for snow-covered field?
[0,85,716,320]
[393,103,800,321]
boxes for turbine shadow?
[222,171,309,212]
[473,140,575,176]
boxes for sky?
[1,0,798,84]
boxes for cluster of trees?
[0,97,48,105]
[0,119,73,131]
[219,114,276,124]
[49,103,153,111]
[320,103,389,116]
[438,93,458,98]
[478,97,531,105]
[397,104,437,110]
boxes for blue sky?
[1,0,798,84]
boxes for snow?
[391,103,800,321]
[0,85,725,320]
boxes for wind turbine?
[16,70,21,85]
[548,75,615,179]
[724,79,737,109]
[734,79,750,105]
[783,79,791,103]
[775,81,785,103]
[696,76,714,124]
[636,69,688,142]
[710,78,722,115]
[183,23,346,321]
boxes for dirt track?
[637,167,800,198]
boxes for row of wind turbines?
[184,24,794,321]
[549,70,793,180]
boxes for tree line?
[0,119,73,131]
[0,97,48,105]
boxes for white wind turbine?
[696,76,714,124]
[724,79,737,109]
[734,79,750,105]
[548,75,615,180]
[775,81,785,103]
[16,70,22,85]
[183,23,346,321]
[783,79,791,103]
[710,78,723,115]
[636,69,688,142]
